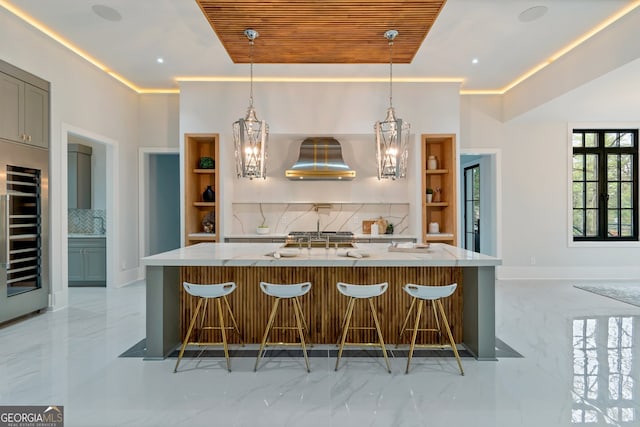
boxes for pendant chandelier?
[233,29,269,179]
[375,30,409,180]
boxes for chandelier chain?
[249,38,254,108]
[388,37,393,109]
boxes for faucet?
[308,234,329,250]
[93,216,106,234]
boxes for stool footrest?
[340,342,386,347]
[200,326,238,331]
[264,341,308,347]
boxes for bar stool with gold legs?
[335,282,391,373]
[398,283,464,375]
[174,281,243,373]
[254,282,312,373]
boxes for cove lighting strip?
[0,0,177,94]
[175,76,463,84]
[461,0,640,95]
[2,0,639,95]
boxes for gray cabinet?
[68,144,92,209]
[0,60,49,149]
[68,238,106,286]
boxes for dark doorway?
[464,164,480,252]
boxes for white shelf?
[188,233,217,238]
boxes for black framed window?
[572,129,638,241]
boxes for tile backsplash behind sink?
[69,209,107,234]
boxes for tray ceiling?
[195,0,447,64]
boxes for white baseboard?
[49,288,68,311]
[116,267,144,288]
[497,266,640,281]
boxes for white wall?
[179,81,461,239]
[461,58,640,280]
[1,8,179,308]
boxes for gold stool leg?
[369,298,391,374]
[216,298,231,372]
[436,300,464,376]
[194,299,209,344]
[335,297,356,371]
[397,297,417,347]
[293,297,312,348]
[406,299,424,374]
[336,298,351,346]
[174,298,203,373]
[223,295,244,346]
[255,298,281,372]
[431,300,443,343]
[292,298,311,373]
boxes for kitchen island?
[141,242,501,361]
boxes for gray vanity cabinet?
[68,238,106,286]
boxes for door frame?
[460,148,502,258]
[60,123,118,296]
[138,147,179,278]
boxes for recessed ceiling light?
[518,5,548,23]
[156,57,164,64]
[472,58,479,64]
[91,4,122,22]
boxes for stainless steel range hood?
[285,137,356,180]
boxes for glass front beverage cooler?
[1,140,49,324]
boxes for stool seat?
[255,281,312,372]
[398,282,463,375]
[337,282,388,299]
[335,281,391,373]
[403,283,456,300]
[174,281,243,373]
[260,282,311,298]
[184,281,236,299]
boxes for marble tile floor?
[1,279,639,427]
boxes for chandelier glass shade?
[375,30,409,180]
[233,29,268,179]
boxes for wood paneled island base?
[179,266,463,345]
[142,243,501,361]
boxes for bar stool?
[174,281,243,373]
[335,282,391,373]
[255,282,312,373]
[398,283,464,375]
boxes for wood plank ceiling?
[195,0,448,64]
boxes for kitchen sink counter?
[142,242,499,267]
[224,233,417,242]
[142,242,500,362]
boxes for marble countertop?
[141,242,501,267]
[224,233,417,239]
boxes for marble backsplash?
[231,203,409,235]
[69,209,107,234]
